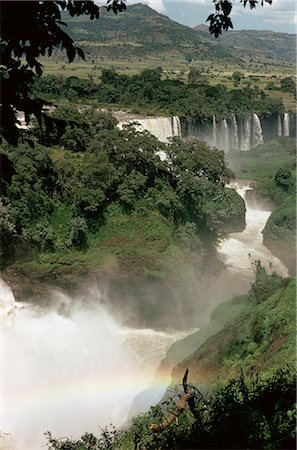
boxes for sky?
[131,0,297,33]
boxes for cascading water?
[1,177,290,448]
[240,115,252,151]
[230,114,239,151]
[219,181,288,279]
[220,118,230,151]
[283,112,290,137]
[212,115,217,147]
[201,180,289,318]
[277,113,283,137]
[172,116,182,137]
[118,116,181,143]
[185,113,265,152]
[252,113,264,147]
[0,280,188,448]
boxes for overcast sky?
[131,0,296,33]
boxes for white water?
[0,284,188,449]
[220,118,230,151]
[212,115,217,147]
[219,183,288,279]
[201,182,289,316]
[186,114,266,152]
[230,114,239,150]
[241,115,252,151]
[277,113,283,137]
[283,112,290,137]
[118,116,181,143]
[220,211,288,279]
[252,113,264,147]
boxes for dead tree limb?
[149,392,194,432]
[149,369,203,433]
[183,368,200,419]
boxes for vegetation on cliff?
[0,107,244,305]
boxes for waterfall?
[118,116,181,143]
[212,115,217,147]
[277,113,283,137]
[230,114,239,151]
[283,112,290,136]
[252,113,264,148]
[218,118,230,151]
[172,116,182,137]
[240,115,252,151]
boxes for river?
[0,182,288,449]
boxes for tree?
[232,71,244,85]
[188,68,206,84]
[280,77,296,94]
[0,0,126,144]
[207,0,272,37]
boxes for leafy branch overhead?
[207,0,273,37]
[0,0,126,144]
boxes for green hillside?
[61,4,295,66]
[220,29,296,63]
[63,4,230,62]
[172,277,296,386]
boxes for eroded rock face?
[262,234,296,277]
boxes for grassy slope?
[226,137,296,183]
[158,293,249,375]
[171,279,296,386]
[7,205,183,287]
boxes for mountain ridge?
[62,4,295,64]
[64,3,230,62]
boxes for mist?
[1,282,190,448]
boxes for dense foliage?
[0,107,244,271]
[32,69,284,121]
[44,365,296,450]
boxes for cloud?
[129,0,167,13]
[231,0,297,26]
[147,0,167,13]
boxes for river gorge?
[0,181,289,449]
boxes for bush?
[249,260,285,303]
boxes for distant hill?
[63,4,235,62]
[62,4,295,65]
[193,23,209,33]
[219,29,296,62]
